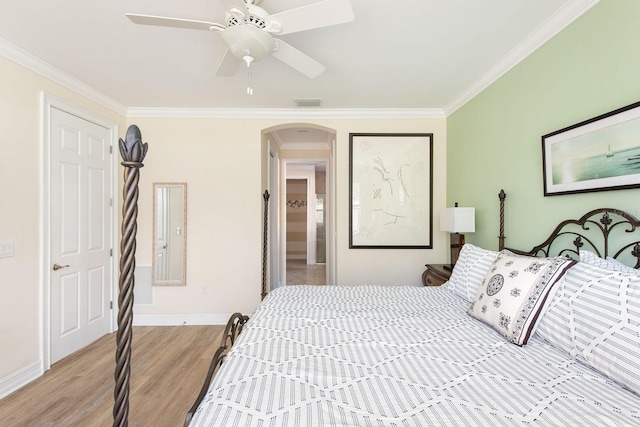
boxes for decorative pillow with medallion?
[468,250,576,346]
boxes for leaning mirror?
[153,183,187,286]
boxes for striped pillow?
[536,261,640,395]
[580,250,639,274]
[446,244,498,302]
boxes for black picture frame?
[542,100,640,196]
[349,133,433,249]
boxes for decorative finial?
[119,125,148,164]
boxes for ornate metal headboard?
[498,191,640,268]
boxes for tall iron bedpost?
[114,125,148,427]
[262,190,270,300]
[498,189,506,250]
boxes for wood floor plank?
[0,325,224,427]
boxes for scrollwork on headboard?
[510,207,640,268]
[496,190,640,267]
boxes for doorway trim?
[268,147,280,291]
[263,123,336,288]
[40,93,119,371]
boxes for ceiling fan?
[126,0,354,85]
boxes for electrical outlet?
[0,241,14,259]
[201,286,208,295]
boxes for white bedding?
[189,285,640,426]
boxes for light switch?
[0,241,14,258]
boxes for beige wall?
[0,55,446,396]
[0,56,126,390]
[127,116,448,320]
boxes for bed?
[185,193,640,426]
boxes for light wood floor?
[286,259,326,285]
[0,325,224,427]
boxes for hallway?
[286,259,326,285]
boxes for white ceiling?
[0,0,597,114]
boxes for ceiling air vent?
[294,98,322,107]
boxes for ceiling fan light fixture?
[126,0,355,81]
[220,25,275,62]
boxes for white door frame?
[326,138,336,285]
[40,93,119,371]
[264,125,336,288]
[267,145,281,290]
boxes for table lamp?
[440,203,475,271]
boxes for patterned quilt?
[189,285,640,426]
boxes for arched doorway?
[263,124,336,291]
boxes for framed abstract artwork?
[349,133,433,248]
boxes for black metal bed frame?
[184,313,249,426]
[498,191,640,267]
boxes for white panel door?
[50,107,112,364]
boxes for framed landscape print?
[349,133,433,248]
[542,101,640,196]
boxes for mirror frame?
[152,182,187,286]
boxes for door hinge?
[110,248,113,256]
[110,198,113,207]
[110,301,113,309]
[109,145,113,154]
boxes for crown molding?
[0,37,128,116]
[0,37,443,120]
[126,107,446,119]
[443,0,599,116]
[1,0,598,121]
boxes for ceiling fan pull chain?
[244,55,254,95]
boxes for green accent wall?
[447,0,640,252]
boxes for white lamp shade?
[440,207,475,233]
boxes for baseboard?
[0,360,43,400]
[132,313,232,326]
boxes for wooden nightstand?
[422,264,452,286]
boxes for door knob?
[52,263,70,271]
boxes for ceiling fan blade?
[215,49,242,76]
[125,13,225,32]
[268,0,354,35]
[271,39,325,79]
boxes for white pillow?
[579,250,638,273]
[446,244,498,302]
[468,250,575,346]
[536,261,640,395]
